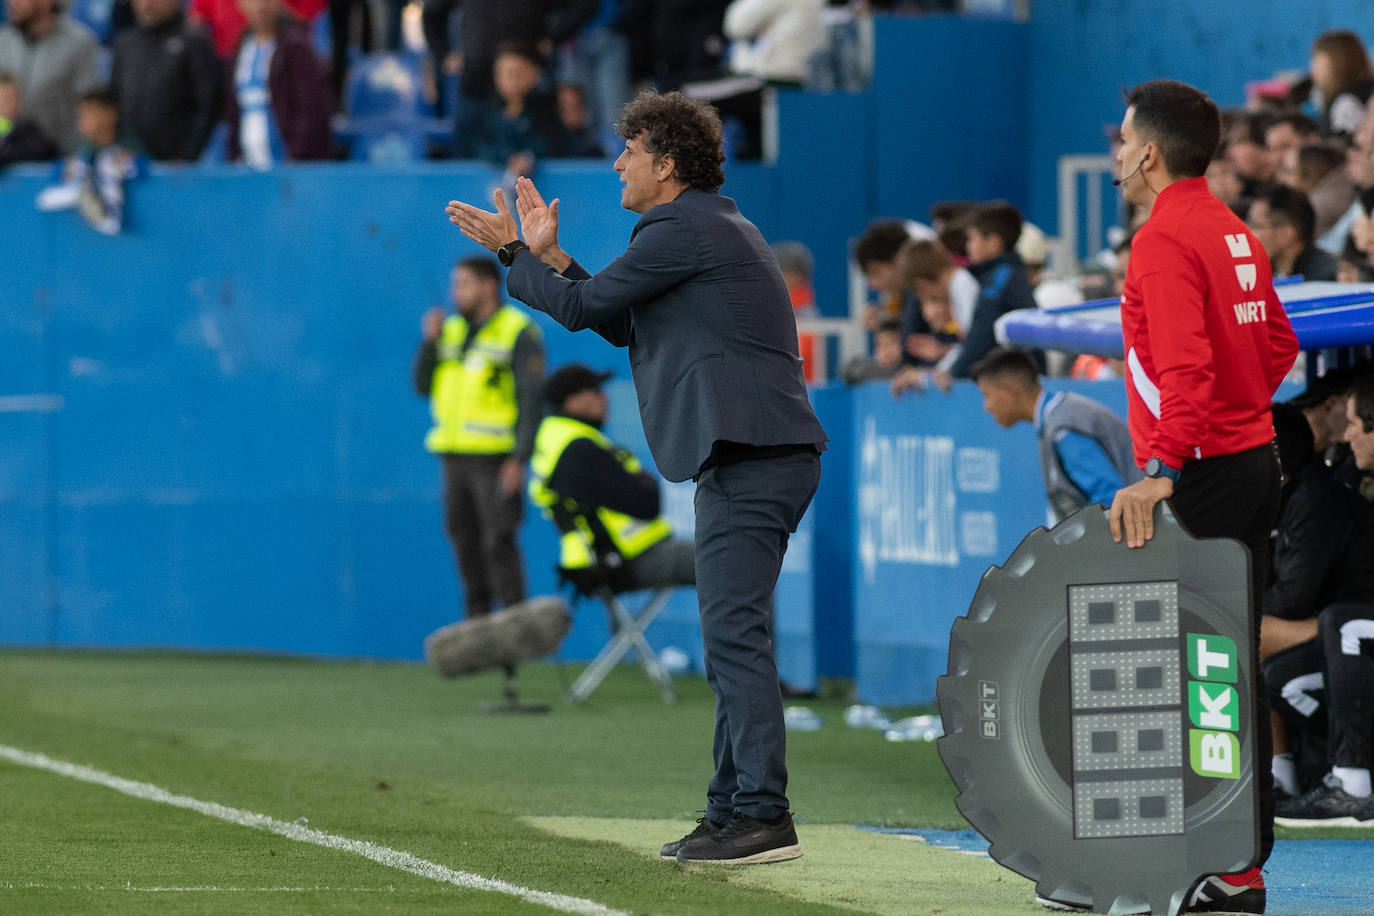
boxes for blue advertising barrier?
[846,376,1303,707]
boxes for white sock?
[1332,766,1371,798]
[1271,754,1299,796]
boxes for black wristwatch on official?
[1144,456,1181,482]
[497,239,528,267]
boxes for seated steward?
[528,364,694,594]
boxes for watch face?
[1146,458,1161,477]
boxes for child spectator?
[1309,29,1374,141]
[892,237,976,372]
[852,218,930,336]
[224,0,333,167]
[0,69,58,164]
[937,201,1037,387]
[36,87,138,235]
[841,317,902,385]
[462,41,562,172]
[552,82,606,158]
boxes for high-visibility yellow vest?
[425,306,538,454]
[528,415,673,570]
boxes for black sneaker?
[674,811,803,864]
[1033,869,1264,914]
[1275,781,1374,827]
[1185,868,1265,913]
[659,816,721,860]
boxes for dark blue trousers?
[693,451,821,822]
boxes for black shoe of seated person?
[675,811,803,864]
[660,815,722,860]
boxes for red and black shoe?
[1186,867,1265,914]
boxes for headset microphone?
[1113,151,1150,187]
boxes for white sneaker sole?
[1275,814,1374,828]
[677,843,803,865]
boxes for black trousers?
[693,450,820,822]
[439,453,525,618]
[1171,442,1280,865]
[1318,602,1374,770]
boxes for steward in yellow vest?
[528,364,694,596]
[412,256,544,617]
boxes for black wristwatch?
[1144,456,1181,482]
[496,239,528,267]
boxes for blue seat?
[68,0,114,43]
[344,52,431,123]
[336,53,451,161]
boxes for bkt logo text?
[1187,634,1241,779]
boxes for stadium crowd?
[0,0,956,169]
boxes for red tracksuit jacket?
[1120,178,1300,470]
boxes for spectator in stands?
[1207,152,1249,217]
[939,201,1036,386]
[771,240,817,380]
[929,199,977,262]
[1310,29,1374,141]
[0,68,57,163]
[327,0,376,114]
[422,0,595,153]
[0,0,101,153]
[224,0,332,167]
[890,237,975,374]
[35,86,138,235]
[528,364,695,596]
[1226,110,1277,199]
[648,0,729,90]
[463,41,562,172]
[111,0,221,162]
[1337,112,1374,258]
[1248,184,1339,282]
[1285,143,1357,246]
[971,346,1141,523]
[189,0,324,60]
[1265,112,1320,174]
[701,0,822,158]
[852,218,928,337]
[841,317,901,385]
[1266,371,1374,823]
[552,82,606,158]
[558,0,630,133]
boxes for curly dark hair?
[614,90,725,193]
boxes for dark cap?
[544,363,613,407]
[1287,368,1354,410]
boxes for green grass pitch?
[4,650,1357,915]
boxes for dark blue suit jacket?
[508,188,827,482]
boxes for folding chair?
[561,568,678,705]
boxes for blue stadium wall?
[0,6,1343,702]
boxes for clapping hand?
[513,177,563,261]
[445,188,518,252]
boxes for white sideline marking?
[3,883,400,893]
[0,744,628,916]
